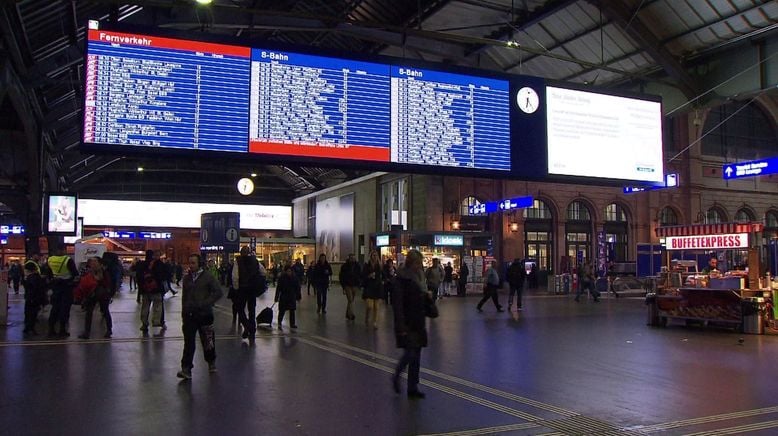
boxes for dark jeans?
[508,285,523,308]
[395,347,422,392]
[48,281,73,334]
[11,277,20,293]
[458,279,468,296]
[24,302,41,332]
[278,309,296,327]
[315,285,328,311]
[477,284,501,310]
[575,280,599,300]
[235,291,257,340]
[181,312,216,370]
[83,298,112,335]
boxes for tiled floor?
[2,281,778,435]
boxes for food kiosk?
[648,222,774,334]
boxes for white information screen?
[78,199,291,230]
[546,86,663,182]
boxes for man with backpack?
[232,246,265,346]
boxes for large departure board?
[83,25,512,173]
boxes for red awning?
[656,222,764,237]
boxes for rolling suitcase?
[256,302,276,327]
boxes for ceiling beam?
[464,0,578,57]
[590,0,697,99]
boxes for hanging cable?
[666,88,770,163]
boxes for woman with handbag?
[75,256,113,339]
[391,249,436,399]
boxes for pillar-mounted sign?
[200,212,240,252]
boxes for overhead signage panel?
[722,157,778,180]
[83,23,512,174]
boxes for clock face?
[237,178,254,196]
[516,87,539,114]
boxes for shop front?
[372,231,493,293]
[648,222,775,334]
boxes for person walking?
[177,253,223,380]
[75,257,114,339]
[137,250,167,334]
[362,251,383,329]
[574,262,600,302]
[306,261,315,295]
[425,258,443,301]
[22,262,47,336]
[391,249,430,399]
[506,258,526,311]
[46,250,79,338]
[232,246,266,346]
[8,261,22,294]
[477,260,504,312]
[310,254,332,314]
[339,253,361,321]
[382,258,396,304]
[275,264,300,330]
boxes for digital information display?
[546,86,663,183]
[84,26,511,172]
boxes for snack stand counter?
[648,222,772,334]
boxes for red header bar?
[249,141,390,162]
[88,29,250,57]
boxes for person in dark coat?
[310,254,333,314]
[506,258,526,311]
[232,246,266,345]
[391,249,429,399]
[382,258,396,304]
[177,253,223,380]
[22,262,47,335]
[362,251,383,329]
[339,253,361,321]
[457,262,469,296]
[443,262,454,297]
[275,264,301,330]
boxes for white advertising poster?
[47,194,77,233]
[75,243,106,264]
[546,86,663,183]
[315,194,354,263]
[78,199,291,230]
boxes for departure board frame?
[81,22,550,181]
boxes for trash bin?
[645,293,659,326]
[562,274,571,294]
[742,297,765,335]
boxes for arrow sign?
[470,196,533,214]
[722,157,778,180]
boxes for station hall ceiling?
[0,0,776,224]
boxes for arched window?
[766,210,778,228]
[735,208,755,223]
[701,102,777,160]
[605,203,627,222]
[460,196,483,216]
[523,199,553,274]
[523,199,552,220]
[604,203,629,262]
[705,207,727,224]
[567,201,591,221]
[566,201,592,266]
[658,207,678,226]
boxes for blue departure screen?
[84,29,250,152]
[84,27,512,172]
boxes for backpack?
[142,260,160,293]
